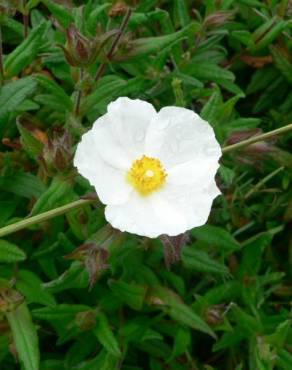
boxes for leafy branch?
[0,123,291,238]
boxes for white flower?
[74,97,221,238]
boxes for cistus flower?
[74,97,221,238]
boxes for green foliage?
[6,303,40,370]
[0,240,26,263]
[0,1,291,369]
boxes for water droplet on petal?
[134,130,145,142]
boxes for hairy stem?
[0,123,291,238]
[0,199,94,238]
[75,68,84,116]
[221,123,292,153]
[0,26,4,84]
[23,14,29,38]
[23,0,29,38]
[95,8,132,82]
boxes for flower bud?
[65,240,109,289]
[0,0,18,18]
[62,24,92,67]
[109,0,128,17]
[0,287,23,313]
[226,129,274,156]
[206,305,225,325]
[61,24,118,67]
[160,233,189,269]
[204,11,233,29]
[42,129,73,175]
[75,310,97,331]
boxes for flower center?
[127,155,167,195]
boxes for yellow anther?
[127,155,167,195]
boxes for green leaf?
[33,304,90,321]
[0,200,19,227]
[30,177,75,216]
[0,239,26,263]
[109,280,147,310]
[41,0,74,28]
[4,22,48,77]
[0,77,37,124]
[203,281,241,305]
[182,245,229,275]
[43,262,89,293]
[16,270,56,306]
[252,20,286,51]
[191,225,240,252]
[93,313,121,357]
[1,16,24,40]
[200,88,222,123]
[270,46,292,85]
[173,0,191,27]
[86,3,111,35]
[169,327,191,360]
[231,30,254,48]
[151,286,216,338]
[183,62,235,83]
[114,22,201,61]
[253,76,285,113]
[26,0,41,11]
[34,94,70,112]
[35,74,73,111]
[0,171,46,199]
[17,122,44,159]
[277,349,292,370]
[239,232,274,277]
[81,76,127,115]
[6,302,40,370]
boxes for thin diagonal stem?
[0,123,291,238]
[0,199,94,238]
[221,123,292,153]
[95,8,132,82]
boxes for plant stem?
[0,199,94,238]
[0,26,4,85]
[23,1,29,38]
[0,123,291,238]
[75,68,84,116]
[222,123,292,153]
[95,8,132,82]
[23,14,29,38]
[244,166,284,200]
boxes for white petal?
[167,158,220,186]
[105,191,188,238]
[74,114,132,205]
[90,113,132,170]
[145,106,221,169]
[107,97,157,159]
[105,179,220,238]
[160,181,221,231]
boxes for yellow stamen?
[127,155,167,196]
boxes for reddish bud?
[160,233,189,269]
[42,129,73,175]
[75,310,97,331]
[61,24,118,67]
[204,11,234,29]
[226,129,274,155]
[65,242,109,290]
[109,1,128,17]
